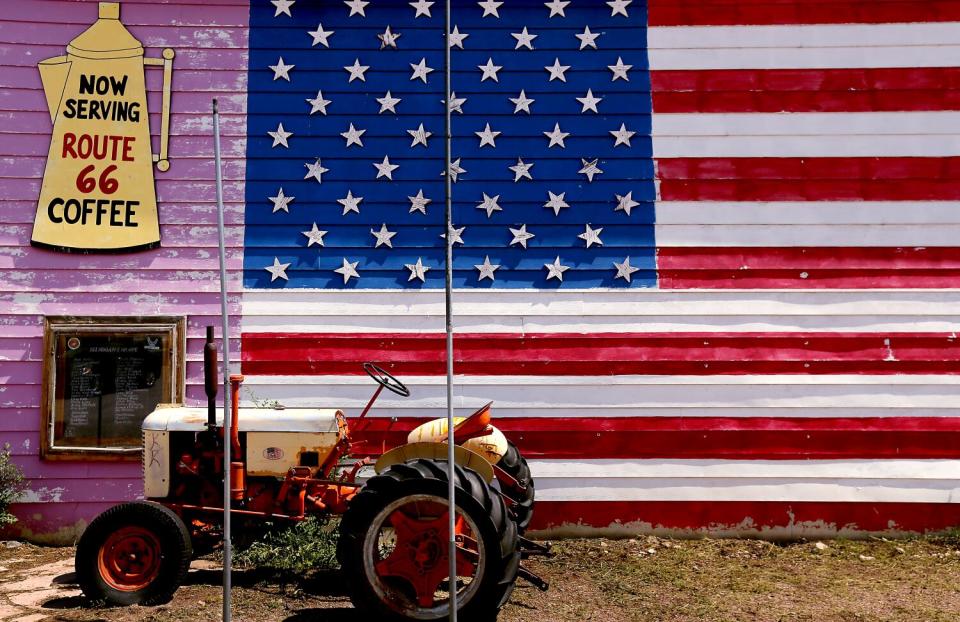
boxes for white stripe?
[648,22,960,69]
[653,112,960,157]
[656,201,960,225]
[241,289,960,333]
[241,374,960,415]
[656,224,960,247]
[530,459,960,502]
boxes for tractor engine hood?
[143,405,343,434]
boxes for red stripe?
[241,331,960,376]
[657,157,960,201]
[652,68,960,113]
[658,247,960,288]
[349,417,960,460]
[531,501,960,534]
[648,0,960,26]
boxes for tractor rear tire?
[338,458,520,621]
[497,441,535,533]
[75,501,192,606]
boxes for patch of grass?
[0,443,26,526]
[234,516,339,574]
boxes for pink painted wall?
[0,0,249,543]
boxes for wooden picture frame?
[40,316,186,461]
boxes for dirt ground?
[2,535,960,622]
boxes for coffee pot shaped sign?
[33,2,174,253]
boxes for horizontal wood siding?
[0,0,248,543]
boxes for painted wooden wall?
[0,0,248,543]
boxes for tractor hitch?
[519,536,554,559]
[517,565,550,592]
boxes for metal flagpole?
[212,98,233,622]
[443,0,457,620]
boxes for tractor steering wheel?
[363,362,411,397]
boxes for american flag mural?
[236,0,960,535]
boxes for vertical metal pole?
[443,1,457,620]
[212,98,233,622]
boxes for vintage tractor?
[73,327,547,621]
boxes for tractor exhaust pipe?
[203,326,218,429]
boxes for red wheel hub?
[375,502,478,608]
[97,526,162,592]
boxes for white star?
[377,91,402,114]
[344,58,370,82]
[545,58,571,82]
[265,257,291,282]
[478,57,503,82]
[475,256,500,281]
[340,123,366,148]
[302,223,327,247]
[442,225,466,246]
[608,56,633,81]
[478,0,503,17]
[448,158,466,182]
[510,90,535,114]
[308,23,334,47]
[610,123,636,147]
[410,0,434,17]
[268,122,292,148]
[512,27,537,50]
[477,193,502,217]
[544,0,569,16]
[614,256,641,283]
[607,0,632,16]
[371,223,397,248]
[337,190,363,215]
[304,159,328,183]
[615,191,640,216]
[543,123,570,148]
[544,256,570,282]
[579,158,603,182]
[577,88,603,113]
[578,224,604,248]
[544,191,569,216]
[378,25,401,49]
[373,155,399,180]
[271,0,295,17]
[407,123,432,147]
[344,0,369,16]
[509,224,535,248]
[509,158,534,182]
[449,26,469,48]
[269,187,294,213]
[447,92,467,114]
[334,258,360,283]
[408,189,432,214]
[410,58,434,83]
[307,90,331,115]
[405,258,430,282]
[475,122,501,148]
[576,25,600,49]
[269,57,294,81]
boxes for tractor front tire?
[497,440,535,533]
[75,501,192,606]
[338,459,520,621]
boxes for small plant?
[243,387,284,410]
[0,443,26,526]
[235,516,339,574]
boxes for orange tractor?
[74,327,546,621]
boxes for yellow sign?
[32,2,174,253]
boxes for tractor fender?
[406,417,509,465]
[374,441,495,483]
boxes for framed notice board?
[41,316,185,460]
